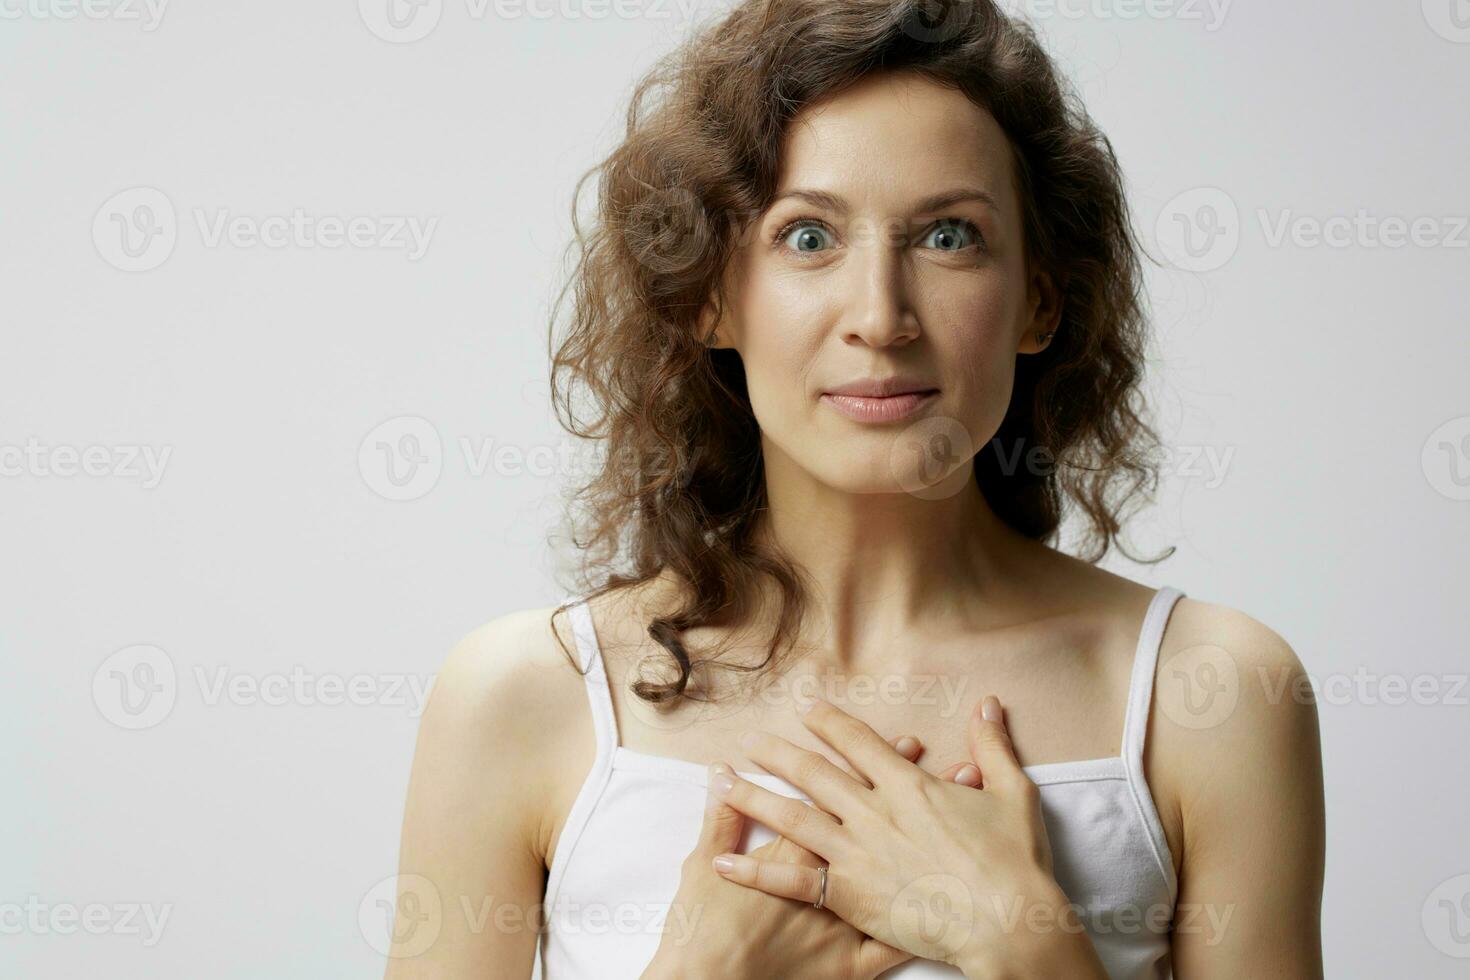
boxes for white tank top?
[535,586,1185,980]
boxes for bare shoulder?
[1153,594,1316,742]
[1147,594,1324,861]
[428,604,590,744]
[416,602,598,863]
[384,608,594,972]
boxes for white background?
[2,1,1467,976]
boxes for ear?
[1016,264,1064,355]
[697,298,721,348]
[698,284,736,350]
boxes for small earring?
[1036,328,1055,346]
[706,330,719,348]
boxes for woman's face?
[704,71,1060,496]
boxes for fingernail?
[981,696,1002,724]
[711,771,735,796]
[713,854,735,874]
[707,763,730,809]
[739,730,758,751]
[894,735,919,756]
[797,697,817,714]
[956,764,981,786]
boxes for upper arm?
[1162,604,1326,979]
[383,607,579,979]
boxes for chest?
[606,644,1134,776]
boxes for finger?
[857,937,914,977]
[889,733,923,762]
[739,729,868,820]
[937,761,983,787]
[697,762,746,855]
[764,834,823,866]
[710,852,831,908]
[709,768,846,860]
[795,696,914,787]
[969,695,1023,790]
[738,736,920,859]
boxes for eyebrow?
[769,186,999,215]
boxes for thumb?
[856,937,913,978]
[937,761,983,787]
[698,762,746,856]
[968,695,1022,789]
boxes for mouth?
[819,389,939,423]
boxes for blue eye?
[781,222,834,253]
[923,219,980,251]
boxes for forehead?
[774,72,1017,210]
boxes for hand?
[641,733,926,980]
[706,696,1107,979]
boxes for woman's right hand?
[641,735,926,980]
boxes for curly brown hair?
[546,0,1170,705]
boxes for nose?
[841,226,921,347]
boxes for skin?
[383,70,1325,977]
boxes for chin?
[798,442,967,498]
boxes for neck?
[749,437,1039,673]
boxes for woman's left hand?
[707,695,1107,978]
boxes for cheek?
[921,277,1024,441]
[733,269,828,406]
[926,275,1020,381]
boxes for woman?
[385,1,1325,976]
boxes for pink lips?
[820,389,938,423]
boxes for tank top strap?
[1119,585,1186,765]
[1118,584,1186,905]
[563,594,621,754]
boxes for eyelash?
[770,216,985,257]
